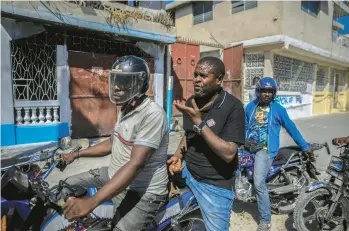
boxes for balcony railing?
[14,101,60,125]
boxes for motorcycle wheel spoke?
[184,220,194,231]
[304,214,316,223]
[310,198,321,209]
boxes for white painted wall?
[136,41,165,108]
[1,18,14,125]
[56,44,71,134]
[1,17,47,125]
[275,92,313,120]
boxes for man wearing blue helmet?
[244,77,312,231]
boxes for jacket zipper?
[247,104,258,137]
[267,104,273,154]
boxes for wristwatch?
[193,121,206,134]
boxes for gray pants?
[65,167,167,231]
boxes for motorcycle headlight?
[328,156,344,172]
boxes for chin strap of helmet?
[122,94,147,113]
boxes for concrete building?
[1,1,175,147]
[167,0,349,119]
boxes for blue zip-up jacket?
[245,99,310,159]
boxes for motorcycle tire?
[163,209,206,231]
[293,189,349,231]
[39,202,114,231]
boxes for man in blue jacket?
[244,77,312,231]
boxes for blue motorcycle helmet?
[255,77,278,101]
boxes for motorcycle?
[234,142,330,214]
[293,142,349,231]
[1,140,204,231]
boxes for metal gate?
[171,43,200,115]
[69,52,155,138]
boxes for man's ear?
[216,76,223,85]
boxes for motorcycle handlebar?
[310,142,331,155]
[56,145,82,172]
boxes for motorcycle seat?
[272,146,301,166]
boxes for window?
[193,1,213,25]
[232,1,257,14]
[301,1,320,16]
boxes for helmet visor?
[108,71,144,105]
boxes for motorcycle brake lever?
[56,159,67,172]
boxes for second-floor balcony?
[1,1,176,44]
[333,0,349,18]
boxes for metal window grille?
[273,55,315,93]
[315,66,328,92]
[11,42,57,101]
[244,53,264,88]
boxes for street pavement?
[231,112,349,231]
[5,112,347,230]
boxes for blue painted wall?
[15,123,69,145]
[338,16,349,35]
[1,123,69,146]
[0,124,16,146]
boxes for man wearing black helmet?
[61,56,169,231]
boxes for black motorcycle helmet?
[109,55,150,105]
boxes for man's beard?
[259,96,273,106]
[194,84,221,99]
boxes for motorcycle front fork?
[326,188,345,222]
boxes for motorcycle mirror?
[58,137,72,151]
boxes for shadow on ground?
[231,201,297,231]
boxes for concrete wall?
[281,1,333,51]
[136,42,166,108]
[139,1,166,10]
[174,1,349,58]
[1,18,15,146]
[1,1,176,41]
[174,1,282,45]
[56,44,71,136]
[0,17,70,146]
[200,46,222,59]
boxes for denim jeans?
[65,167,167,231]
[182,166,234,231]
[253,149,274,224]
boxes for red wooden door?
[171,43,200,115]
[223,44,243,100]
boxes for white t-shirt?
[108,98,169,195]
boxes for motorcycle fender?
[306,181,332,194]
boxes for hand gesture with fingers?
[174,99,202,125]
